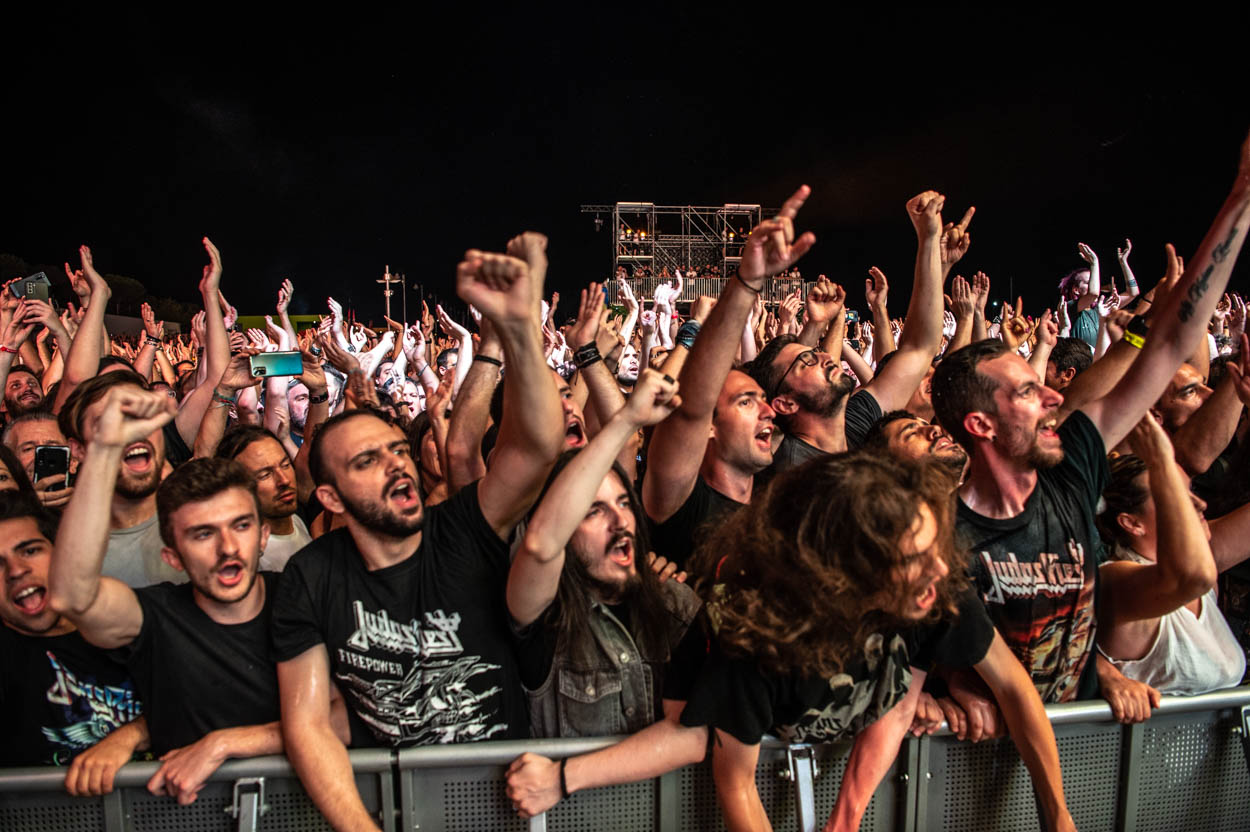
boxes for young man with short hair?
[0,491,146,794]
[49,387,347,804]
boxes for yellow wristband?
[1122,330,1145,349]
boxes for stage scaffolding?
[580,202,804,305]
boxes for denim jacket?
[527,580,701,738]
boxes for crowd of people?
[2,131,1250,832]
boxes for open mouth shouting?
[386,475,420,512]
[215,560,247,588]
[914,580,938,614]
[564,418,587,448]
[122,441,155,475]
[1038,416,1059,441]
[606,533,634,568]
[755,425,775,453]
[11,584,48,616]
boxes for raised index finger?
[955,206,976,233]
[776,184,811,221]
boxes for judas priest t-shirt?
[956,409,1108,703]
[0,627,141,766]
[270,482,526,747]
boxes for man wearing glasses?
[749,190,962,471]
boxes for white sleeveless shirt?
[1100,553,1245,694]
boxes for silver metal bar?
[528,811,549,832]
[787,745,817,832]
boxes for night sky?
[7,15,1248,326]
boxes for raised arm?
[947,275,976,354]
[1119,239,1141,298]
[443,318,499,493]
[799,276,844,349]
[509,370,678,626]
[462,234,565,537]
[864,267,895,361]
[1099,417,1217,627]
[1028,309,1059,383]
[47,387,176,648]
[173,239,230,446]
[1169,339,1250,475]
[643,185,815,523]
[1083,132,1250,451]
[53,246,112,412]
[192,350,258,459]
[860,191,950,412]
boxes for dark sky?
[6,14,1248,325]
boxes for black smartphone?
[11,272,51,301]
[33,444,71,486]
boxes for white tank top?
[1102,587,1246,695]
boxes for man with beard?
[217,425,312,571]
[930,128,1250,704]
[508,368,698,737]
[0,491,147,793]
[3,365,47,419]
[641,187,818,571]
[272,235,565,831]
[48,388,350,805]
[749,190,961,471]
[863,409,969,480]
[59,372,185,586]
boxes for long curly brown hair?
[690,450,967,678]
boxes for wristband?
[0,345,17,355]
[573,343,602,369]
[1123,315,1149,349]
[307,390,329,404]
[734,272,763,294]
[559,758,570,800]
[212,390,238,406]
[675,320,702,350]
[145,336,162,347]
[475,355,503,368]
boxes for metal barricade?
[0,749,394,832]
[2,687,1249,831]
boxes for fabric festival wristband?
[675,320,702,350]
[212,391,238,405]
[1122,330,1145,349]
[0,345,17,354]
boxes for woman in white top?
[1096,415,1247,695]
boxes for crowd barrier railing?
[3,686,1248,831]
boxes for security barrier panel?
[2,687,1248,832]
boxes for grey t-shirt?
[103,513,188,588]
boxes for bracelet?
[145,336,162,347]
[734,272,764,294]
[675,320,702,350]
[475,355,503,368]
[307,390,329,404]
[558,758,569,800]
[0,345,17,354]
[573,343,602,369]
[212,390,238,405]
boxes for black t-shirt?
[955,409,1108,703]
[648,477,746,571]
[162,422,193,468]
[0,626,141,766]
[680,589,993,744]
[844,389,884,450]
[766,390,883,480]
[111,572,281,755]
[271,482,527,747]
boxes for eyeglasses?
[769,349,819,400]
